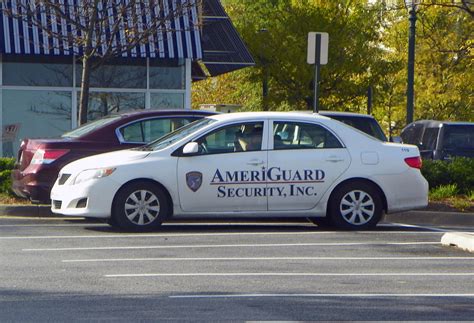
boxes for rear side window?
[420,128,439,150]
[119,117,197,143]
[443,125,474,150]
[273,122,343,150]
[329,116,387,141]
[401,123,424,145]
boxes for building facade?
[0,0,253,157]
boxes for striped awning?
[201,0,254,76]
[0,0,202,59]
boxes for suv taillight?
[31,149,70,165]
[405,156,422,169]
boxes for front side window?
[195,122,264,155]
[273,122,343,150]
[119,117,197,143]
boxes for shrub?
[0,157,15,171]
[0,158,15,195]
[422,157,474,194]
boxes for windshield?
[138,118,217,151]
[62,115,121,138]
[443,125,474,150]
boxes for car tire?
[112,181,170,231]
[328,181,383,230]
[307,217,333,228]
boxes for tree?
[195,0,388,112]
[380,1,474,123]
[3,0,200,124]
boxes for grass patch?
[429,184,459,200]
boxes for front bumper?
[50,177,120,218]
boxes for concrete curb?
[384,211,474,227]
[441,232,474,253]
[0,204,54,217]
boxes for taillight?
[31,149,70,165]
[405,156,422,169]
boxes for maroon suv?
[12,109,215,203]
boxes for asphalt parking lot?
[0,216,473,321]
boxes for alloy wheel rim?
[339,190,375,225]
[124,190,160,225]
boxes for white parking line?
[169,293,474,299]
[62,256,474,263]
[2,231,339,240]
[24,241,440,252]
[105,272,474,278]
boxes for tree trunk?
[78,57,92,125]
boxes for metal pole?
[367,86,372,115]
[262,67,268,111]
[406,8,417,125]
[313,35,321,113]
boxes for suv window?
[120,117,197,143]
[443,125,474,150]
[401,123,424,145]
[273,122,343,150]
[421,128,439,150]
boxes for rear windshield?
[328,115,387,141]
[62,115,121,138]
[443,125,474,150]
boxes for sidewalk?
[1,204,473,252]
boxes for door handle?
[326,157,344,163]
[247,159,264,166]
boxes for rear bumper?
[11,168,57,204]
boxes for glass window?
[81,92,145,122]
[150,93,185,109]
[120,117,196,143]
[330,116,386,141]
[421,128,439,150]
[149,65,185,89]
[3,62,73,87]
[2,90,72,157]
[273,122,343,150]
[402,124,424,145]
[62,115,121,138]
[196,122,264,155]
[145,118,217,151]
[443,125,474,150]
[76,64,146,89]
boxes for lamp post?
[405,0,418,125]
[258,28,269,111]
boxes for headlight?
[72,168,116,185]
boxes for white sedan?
[51,112,428,231]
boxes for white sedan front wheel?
[112,181,170,231]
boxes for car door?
[177,120,268,212]
[268,120,350,211]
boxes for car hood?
[60,149,151,174]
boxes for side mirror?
[391,136,402,143]
[182,142,199,155]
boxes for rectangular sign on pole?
[307,32,328,65]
